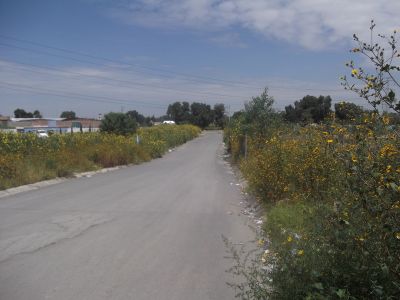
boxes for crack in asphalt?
[0,214,113,264]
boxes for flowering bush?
[0,124,200,190]
[226,114,400,298]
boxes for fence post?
[244,133,248,159]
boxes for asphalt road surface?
[0,131,254,300]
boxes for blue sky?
[0,0,399,117]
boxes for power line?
[0,58,250,99]
[0,81,168,108]
[0,35,345,93]
[0,34,262,88]
[0,65,366,108]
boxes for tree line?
[282,95,399,124]
[165,101,226,129]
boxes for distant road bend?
[0,131,253,300]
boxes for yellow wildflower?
[382,115,390,125]
[297,249,304,256]
[391,201,400,209]
[327,139,334,144]
[351,69,359,76]
[386,165,392,173]
[287,236,293,242]
[380,144,398,157]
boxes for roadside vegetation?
[0,124,200,190]
[224,22,400,299]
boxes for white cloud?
[106,0,400,50]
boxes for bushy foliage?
[190,102,214,128]
[100,112,137,135]
[60,111,76,120]
[334,101,365,122]
[138,124,201,157]
[126,110,154,127]
[243,88,277,134]
[284,95,332,124]
[224,22,400,299]
[224,88,281,161]
[226,113,400,299]
[214,103,226,128]
[14,108,42,118]
[0,125,200,190]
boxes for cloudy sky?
[0,0,399,117]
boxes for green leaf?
[336,289,347,298]
[389,182,398,192]
[377,186,384,196]
[381,264,389,276]
[388,90,396,102]
[313,282,324,291]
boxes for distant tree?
[190,102,213,128]
[213,103,226,128]
[126,110,147,126]
[182,101,191,123]
[166,102,194,124]
[14,108,33,118]
[60,111,76,120]
[143,116,153,127]
[100,112,137,135]
[167,102,184,123]
[33,110,42,118]
[284,95,332,123]
[334,102,365,122]
[232,111,244,120]
[14,108,26,118]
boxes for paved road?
[0,131,253,300]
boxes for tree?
[14,108,27,118]
[14,108,33,118]
[167,102,184,123]
[334,101,365,122]
[284,95,332,123]
[341,20,400,113]
[33,110,42,118]
[60,111,76,120]
[100,112,137,135]
[126,110,146,125]
[190,102,213,128]
[182,101,191,123]
[243,88,276,133]
[213,103,225,128]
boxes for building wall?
[57,118,101,128]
